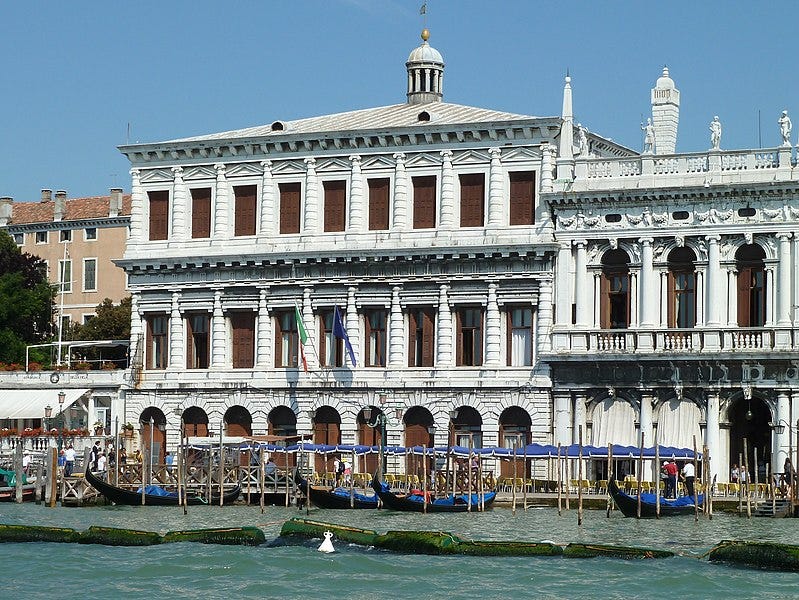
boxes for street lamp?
[57,391,66,451]
[773,419,799,503]
[363,406,388,473]
[149,416,155,485]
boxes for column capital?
[214,163,226,174]
[349,154,361,165]
[488,147,502,158]
[776,232,793,241]
[171,166,184,176]
[440,149,453,159]
[130,168,140,178]
[573,239,588,248]
[393,152,406,162]
[704,234,721,243]
[638,236,654,245]
[260,159,272,170]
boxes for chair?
[595,479,608,495]
[727,482,739,496]
[715,482,727,497]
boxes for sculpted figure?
[709,116,722,149]
[641,117,655,153]
[779,110,792,146]
[576,123,589,157]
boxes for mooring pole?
[578,425,584,526]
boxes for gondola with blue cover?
[608,477,703,517]
[371,470,496,513]
[294,468,378,509]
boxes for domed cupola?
[406,29,444,105]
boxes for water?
[1,503,798,599]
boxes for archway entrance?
[312,406,341,473]
[729,395,771,482]
[268,406,297,468]
[139,407,166,466]
[499,406,531,477]
[224,405,252,437]
[182,406,209,437]
[404,406,434,478]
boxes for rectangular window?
[408,307,435,367]
[233,184,257,236]
[191,188,212,239]
[319,310,343,367]
[59,259,72,293]
[507,307,533,366]
[60,315,71,339]
[230,312,256,368]
[275,310,298,367]
[368,178,390,230]
[279,182,301,234]
[146,315,169,370]
[365,309,387,367]
[412,175,436,229]
[83,258,97,292]
[456,308,483,366]
[12,233,23,245]
[459,173,485,227]
[323,180,346,232]
[148,190,169,240]
[509,171,536,226]
[186,314,210,369]
[84,227,97,241]
[60,229,72,242]
[82,314,94,325]
[35,231,47,244]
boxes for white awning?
[0,389,89,420]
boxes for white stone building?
[118,31,798,482]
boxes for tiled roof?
[9,194,131,225]
[164,102,548,144]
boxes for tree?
[0,231,54,363]
[69,297,131,366]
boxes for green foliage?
[72,296,131,341]
[0,231,54,363]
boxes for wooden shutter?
[148,191,169,240]
[368,178,390,230]
[412,176,436,229]
[323,180,346,232]
[599,274,610,329]
[364,312,373,366]
[146,317,154,369]
[455,311,464,366]
[191,188,211,238]
[274,315,283,368]
[737,268,752,326]
[234,185,257,236]
[459,173,485,227]
[279,183,301,234]
[667,272,676,328]
[509,171,536,225]
[421,308,434,367]
[231,312,255,368]
[407,310,417,365]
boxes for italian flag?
[295,305,309,372]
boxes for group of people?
[661,460,696,498]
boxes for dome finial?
[421,28,430,42]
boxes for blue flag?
[333,306,356,367]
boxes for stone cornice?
[2,216,130,232]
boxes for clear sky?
[2,0,797,201]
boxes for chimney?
[54,190,67,222]
[41,189,53,203]
[109,187,123,217]
[0,197,13,227]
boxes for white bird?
[318,530,335,553]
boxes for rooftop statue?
[576,124,589,157]
[641,117,655,153]
[779,110,792,146]
[709,116,722,150]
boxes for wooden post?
[655,437,661,518]
[467,434,473,512]
[350,448,356,509]
[47,446,58,507]
[636,432,644,519]
[743,439,751,518]
[511,440,517,515]
[34,463,43,504]
[422,445,428,514]
[259,446,266,515]
[564,444,570,511]
[285,446,291,508]
[522,443,528,511]
[450,447,456,499]
[693,435,699,523]
[478,449,485,512]
[606,443,613,517]
[206,445,212,504]
[754,446,760,502]
[702,443,708,517]
[556,443,562,516]
[114,416,120,487]
[181,424,188,515]
[738,451,743,515]
[14,443,23,503]
[176,437,184,507]
[218,423,224,507]
[578,426,584,526]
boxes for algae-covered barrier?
[708,540,799,572]
[163,527,266,546]
[0,524,80,544]
[79,526,163,546]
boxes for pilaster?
[439,150,455,229]
[211,289,226,367]
[259,160,275,238]
[436,284,453,366]
[129,169,144,242]
[213,164,229,241]
[487,148,504,226]
[171,167,187,242]
[484,282,501,366]
[392,153,408,231]
[256,287,272,368]
[348,155,365,232]
[168,291,183,370]
[345,286,360,368]
[303,158,318,234]
[388,286,404,367]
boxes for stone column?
[536,278,553,355]
[574,240,590,327]
[705,235,721,325]
[659,271,668,327]
[303,158,318,234]
[303,288,318,370]
[171,167,187,242]
[705,388,721,483]
[436,284,453,366]
[345,287,359,368]
[168,291,183,369]
[572,392,587,444]
[554,243,572,327]
[592,273,601,328]
[726,269,737,326]
[259,160,275,238]
[392,153,408,231]
[256,287,272,368]
[129,292,143,367]
[639,237,655,327]
[639,390,654,448]
[774,390,791,475]
[211,289,226,367]
[348,155,364,232]
[765,267,775,327]
[213,164,229,241]
[540,143,554,193]
[553,390,572,446]
[388,286,404,367]
[629,273,639,328]
[485,282,501,366]
[129,169,144,242]
[695,269,705,326]
[487,148,504,226]
[439,150,455,230]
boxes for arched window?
[224,405,252,436]
[600,249,631,329]
[182,406,209,437]
[667,247,697,328]
[736,244,766,327]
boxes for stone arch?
[182,406,209,437]
[139,406,167,464]
[723,238,775,261]
[224,405,252,436]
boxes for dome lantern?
[406,29,444,105]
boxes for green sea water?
[1,503,797,599]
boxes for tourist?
[730,463,739,484]
[97,452,107,473]
[22,453,31,476]
[57,450,66,473]
[663,461,678,498]
[334,456,344,486]
[265,456,277,476]
[681,461,696,497]
[133,449,143,463]
[780,457,795,497]
[165,451,174,471]
[64,445,76,476]
[119,447,127,465]
[90,441,102,471]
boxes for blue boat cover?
[637,492,704,507]
[329,487,377,502]
[135,485,178,497]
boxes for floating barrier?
[79,526,163,546]
[708,540,799,572]
[0,524,80,544]
[279,517,379,546]
[563,543,672,559]
[163,527,265,546]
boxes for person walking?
[681,461,696,498]
[64,445,76,477]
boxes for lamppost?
[57,391,65,451]
[305,410,316,476]
[363,407,402,473]
[44,404,52,439]
[774,419,798,501]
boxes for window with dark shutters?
[234,185,257,236]
[456,308,483,366]
[279,182,301,234]
[148,191,169,240]
[408,307,435,367]
[230,312,255,369]
[459,173,485,227]
[364,309,387,367]
[191,188,212,239]
[323,180,346,232]
[186,313,210,369]
[509,171,536,225]
[412,176,436,229]
[368,178,390,230]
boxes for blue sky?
[2,0,797,201]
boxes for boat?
[371,471,496,513]
[85,468,240,506]
[0,468,36,502]
[608,478,703,517]
[294,468,378,509]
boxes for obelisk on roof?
[556,74,574,180]
[651,66,680,154]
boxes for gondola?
[608,478,703,517]
[85,468,240,506]
[371,472,496,513]
[294,468,378,509]
[0,468,35,502]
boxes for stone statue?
[641,118,655,153]
[779,110,792,146]
[576,123,589,157]
[709,116,722,150]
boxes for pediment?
[451,149,491,165]
[315,157,352,172]
[271,160,305,174]
[405,153,442,168]
[226,162,264,178]
[501,146,541,162]
[139,168,173,183]
[361,155,396,170]
[183,165,218,181]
